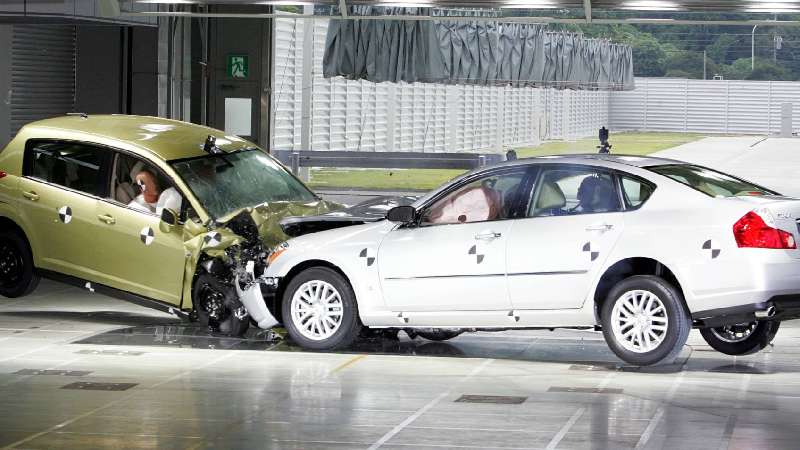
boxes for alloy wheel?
[709,322,758,343]
[290,280,344,341]
[0,241,23,288]
[611,289,669,353]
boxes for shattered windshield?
[170,149,318,218]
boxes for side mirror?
[386,205,416,224]
[160,207,178,226]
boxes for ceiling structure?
[125,0,800,25]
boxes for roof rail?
[66,112,88,119]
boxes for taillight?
[0,171,6,178]
[733,211,797,249]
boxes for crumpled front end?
[180,200,338,331]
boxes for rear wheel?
[193,273,249,336]
[700,321,780,356]
[0,230,39,298]
[601,275,691,366]
[282,267,362,350]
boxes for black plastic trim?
[38,269,189,320]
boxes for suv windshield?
[648,164,776,197]
[170,149,317,218]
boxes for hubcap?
[611,289,669,353]
[710,322,758,343]
[0,241,23,288]
[291,280,343,341]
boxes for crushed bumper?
[236,276,281,329]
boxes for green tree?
[707,34,738,64]
[630,34,667,77]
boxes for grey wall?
[75,25,158,116]
[0,26,10,149]
[76,27,123,114]
[0,1,157,26]
[130,27,158,116]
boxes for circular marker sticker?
[58,206,72,224]
[140,227,155,246]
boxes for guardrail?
[272,150,505,175]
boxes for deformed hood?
[280,195,418,238]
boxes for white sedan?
[259,154,800,365]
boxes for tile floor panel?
[2,279,800,449]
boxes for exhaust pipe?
[754,305,776,319]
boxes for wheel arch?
[593,257,688,322]
[0,216,34,258]
[273,258,353,323]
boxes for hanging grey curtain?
[323,7,635,90]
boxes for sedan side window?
[530,167,621,217]
[620,176,654,208]
[421,171,527,225]
[24,141,106,197]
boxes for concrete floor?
[1,280,800,449]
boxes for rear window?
[647,164,776,198]
[24,141,106,197]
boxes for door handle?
[475,231,502,240]
[97,214,116,225]
[586,223,614,232]
[22,191,39,201]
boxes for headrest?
[129,160,146,181]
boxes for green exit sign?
[227,54,248,79]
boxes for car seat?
[115,160,145,204]
[532,181,567,216]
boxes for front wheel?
[193,273,250,337]
[601,275,691,366]
[700,321,780,356]
[282,267,362,350]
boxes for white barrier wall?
[611,77,800,134]
[272,16,610,153]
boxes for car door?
[17,140,111,279]
[377,168,531,312]
[506,165,625,310]
[90,152,187,305]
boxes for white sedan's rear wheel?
[282,267,362,350]
[602,275,691,366]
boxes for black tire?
[415,329,463,341]
[0,230,40,298]
[281,267,362,350]
[192,273,249,337]
[601,275,691,366]
[700,321,780,356]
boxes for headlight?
[266,242,289,265]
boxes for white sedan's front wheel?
[282,267,362,350]
[601,275,691,366]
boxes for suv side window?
[110,152,184,217]
[421,170,528,225]
[24,141,107,197]
[529,166,621,217]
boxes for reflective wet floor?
[2,280,800,449]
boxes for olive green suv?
[0,114,337,334]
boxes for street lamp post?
[752,24,758,71]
